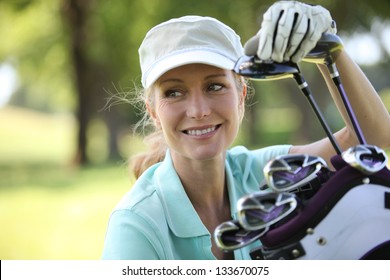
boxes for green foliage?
[0,0,75,112]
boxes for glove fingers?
[286,6,335,63]
[257,7,282,61]
[283,14,309,61]
[312,5,337,34]
[271,8,296,62]
[252,1,337,63]
[291,26,322,63]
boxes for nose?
[186,91,211,120]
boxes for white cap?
[139,16,244,88]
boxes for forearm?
[317,50,390,149]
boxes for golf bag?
[250,148,390,260]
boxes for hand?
[244,1,337,63]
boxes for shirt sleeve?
[101,209,162,260]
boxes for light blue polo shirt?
[102,145,291,260]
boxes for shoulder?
[114,163,167,222]
[102,207,165,259]
[227,145,292,168]
[113,162,169,232]
[102,164,169,259]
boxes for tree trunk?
[61,0,92,165]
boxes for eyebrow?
[159,73,228,85]
[158,78,183,86]
[205,73,228,80]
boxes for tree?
[61,0,91,164]
[2,0,390,166]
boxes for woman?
[102,1,390,260]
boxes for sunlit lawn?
[0,164,133,259]
[0,106,136,259]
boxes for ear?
[241,83,247,104]
[238,82,247,108]
[239,83,247,122]
[146,100,160,127]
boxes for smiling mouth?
[183,125,221,136]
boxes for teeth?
[187,126,216,136]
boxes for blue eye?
[165,90,183,98]
[208,84,223,92]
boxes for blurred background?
[1,0,390,259]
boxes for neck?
[171,153,227,210]
[170,152,233,260]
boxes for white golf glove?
[245,1,337,63]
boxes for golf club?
[214,220,268,251]
[235,54,342,155]
[303,33,367,145]
[263,154,329,193]
[341,144,388,174]
[236,192,299,231]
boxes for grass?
[0,106,135,259]
[0,163,133,260]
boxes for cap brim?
[143,50,235,88]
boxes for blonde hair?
[130,73,250,179]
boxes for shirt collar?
[225,157,238,219]
[155,150,209,238]
[155,150,239,238]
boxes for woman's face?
[148,64,246,163]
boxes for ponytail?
[130,130,167,179]
[128,85,167,179]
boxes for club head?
[302,33,344,64]
[214,220,268,251]
[341,144,388,174]
[237,192,298,231]
[264,154,328,193]
[234,55,300,81]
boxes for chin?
[188,146,226,161]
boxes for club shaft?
[293,73,343,155]
[327,63,367,145]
